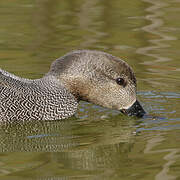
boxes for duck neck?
[41,75,79,102]
[51,74,90,102]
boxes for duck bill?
[121,100,146,118]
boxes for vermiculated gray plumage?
[0,69,78,121]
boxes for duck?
[0,50,145,121]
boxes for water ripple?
[137,0,177,64]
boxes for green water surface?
[0,0,180,179]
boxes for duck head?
[47,50,145,118]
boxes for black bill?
[121,100,146,118]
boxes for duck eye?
[116,78,125,86]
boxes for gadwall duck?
[0,50,145,121]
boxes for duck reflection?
[0,109,138,179]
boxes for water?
[0,0,180,179]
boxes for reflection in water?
[0,119,77,152]
[78,0,107,48]
[138,90,180,180]
[136,0,180,91]
[137,0,177,64]
[0,114,135,152]
[31,0,59,60]
[0,114,137,179]
[144,134,180,180]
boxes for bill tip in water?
[121,100,146,118]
